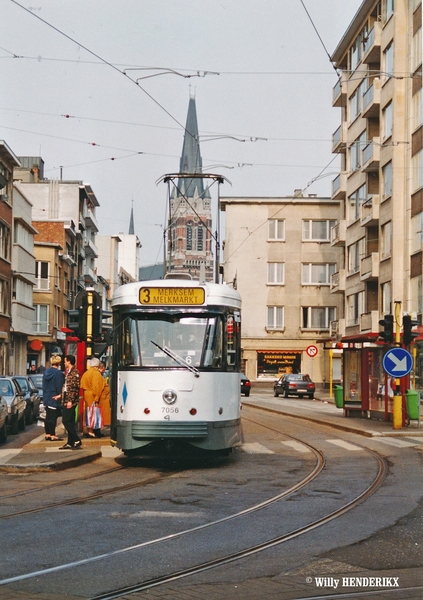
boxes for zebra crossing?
[241,436,423,454]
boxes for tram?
[110,279,242,455]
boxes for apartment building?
[221,193,343,386]
[330,0,422,414]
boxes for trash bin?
[406,389,420,420]
[334,385,344,409]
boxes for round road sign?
[306,345,318,358]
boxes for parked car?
[14,375,42,424]
[0,396,7,443]
[241,373,251,397]
[28,373,45,420]
[273,373,315,399]
[0,376,26,434]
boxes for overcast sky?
[1,0,361,267]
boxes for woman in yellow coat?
[98,361,111,427]
[80,357,105,438]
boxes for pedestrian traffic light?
[379,314,394,343]
[403,315,419,346]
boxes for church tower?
[167,96,214,280]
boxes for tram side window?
[203,317,222,368]
[119,318,141,367]
[226,312,240,370]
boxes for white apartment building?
[221,193,343,386]
[330,0,422,415]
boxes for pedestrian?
[42,355,65,441]
[59,355,82,450]
[80,357,105,438]
[97,361,111,430]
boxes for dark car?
[273,373,315,399]
[240,373,251,397]
[28,373,45,420]
[0,376,26,434]
[0,396,7,443]
[14,375,42,423]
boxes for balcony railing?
[330,269,346,293]
[361,194,380,227]
[360,310,380,333]
[362,79,381,118]
[331,220,346,246]
[332,172,346,200]
[362,138,380,172]
[362,22,381,64]
[360,252,380,280]
[332,122,347,153]
[332,74,347,108]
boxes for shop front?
[257,350,303,379]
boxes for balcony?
[360,310,380,333]
[362,138,380,172]
[84,208,99,233]
[332,122,347,153]
[362,79,381,118]
[332,74,347,107]
[360,194,380,227]
[360,252,380,280]
[331,220,346,246]
[84,238,98,258]
[362,22,381,64]
[332,172,347,200]
[330,269,346,293]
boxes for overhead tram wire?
[299,0,340,76]
[9,0,188,136]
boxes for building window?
[413,89,423,131]
[412,27,422,72]
[0,279,10,315]
[349,80,367,122]
[34,304,48,334]
[348,238,365,274]
[302,263,336,285]
[267,306,284,330]
[383,0,394,22]
[412,150,423,192]
[302,306,336,330]
[267,262,285,284]
[0,222,11,261]
[348,183,367,223]
[302,220,335,242]
[411,213,423,253]
[411,276,422,315]
[350,130,367,171]
[383,102,393,140]
[381,281,392,315]
[350,25,367,70]
[35,261,50,290]
[186,222,193,251]
[197,226,203,251]
[14,222,32,252]
[383,42,394,79]
[382,221,392,258]
[14,279,32,307]
[382,161,393,199]
[347,292,365,326]
[268,219,285,240]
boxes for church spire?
[129,199,135,235]
[177,95,210,199]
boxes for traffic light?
[379,314,394,343]
[403,315,419,346]
[67,308,86,340]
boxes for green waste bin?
[334,385,344,409]
[406,390,420,420]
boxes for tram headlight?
[162,389,177,405]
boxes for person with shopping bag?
[59,355,82,450]
[80,357,105,438]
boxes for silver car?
[0,377,26,434]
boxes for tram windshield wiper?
[151,341,200,377]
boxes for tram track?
[0,411,390,600]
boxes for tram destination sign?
[140,287,205,306]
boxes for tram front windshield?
[119,314,224,369]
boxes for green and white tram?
[110,279,242,455]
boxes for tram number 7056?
[162,407,179,420]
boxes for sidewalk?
[0,392,422,472]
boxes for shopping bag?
[86,404,103,429]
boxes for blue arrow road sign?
[382,347,413,378]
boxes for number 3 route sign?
[382,347,413,378]
[306,345,318,358]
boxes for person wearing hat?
[42,355,65,441]
[80,357,105,438]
